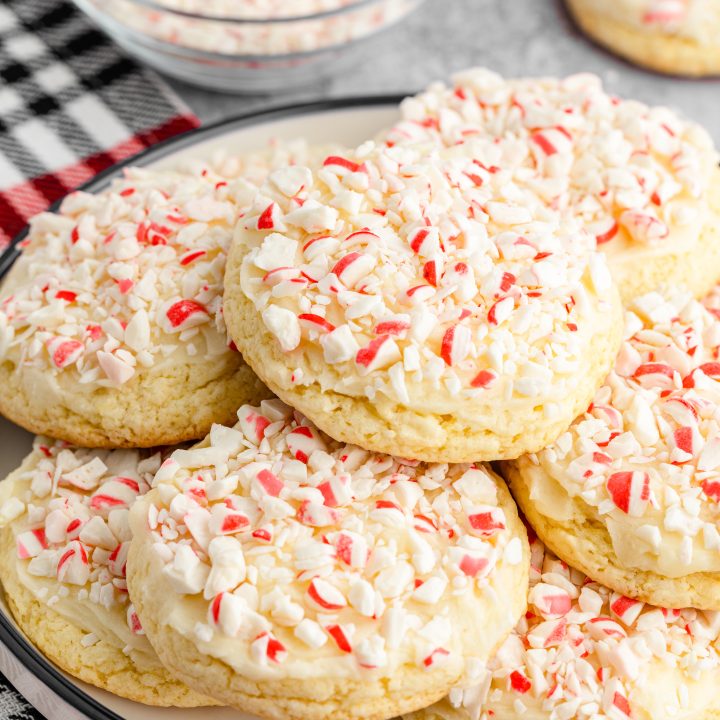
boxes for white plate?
[0,98,401,720]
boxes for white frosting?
[132,400,527,682]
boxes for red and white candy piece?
[467,507,506,537]
[56,541,90,585]
[163,299,209,331]
[530,126,573,157]
[440,324,472,366]
[322,155,367,175]
[529,582,572,619]
[251,631,287,664]
[307,578,347,610]
[46,337,83,369]
[355,335,401,374]
[331,252,376,288]
[16,529,48,559]
[606,471,650,517]
[286,426,325,463]
[238,405,271,444]
[408,227,441,257]
[609,594,644,627]
[326,530,368,568]
[619,210,668,244]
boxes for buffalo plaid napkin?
[0,0,200,251]
[0,671,43,720]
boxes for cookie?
[566,0,720,77]
[0,142,329,447]
[127,400,529,720]
[224,142,622,463]
[384,69,720,302]
[505,287,720,610]
[405,535,720,720]
[0,437,216,706]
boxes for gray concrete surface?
[168,0,720,142]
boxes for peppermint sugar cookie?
[127,400,529,720]
[406,536,720,720]
[0,438,214,706]
[224,143,622,463]
[0,146,332,446]
[566,0,720,77]
[385,69,720,301]
[506,287,720,610]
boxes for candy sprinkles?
[126,399,529,717]
[508,287,720,610]
[408,536,720,720]
[226,136,622,463]
[388,69,715,250]
[384,69,720,301]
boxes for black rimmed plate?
[0,96,403,720]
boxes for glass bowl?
[71,0,427,93]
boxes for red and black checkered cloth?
[0,0,200,251]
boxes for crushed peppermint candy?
[385,69,717,253]
[420,534,720,720]
[135,400,526,679]
[237,140,616,429]
[0,437,171,646]
[104,0,421,57]
[524,287,720,590]
[0,142,323,390]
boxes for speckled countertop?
[168,0,720,142]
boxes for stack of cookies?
[566,0,720,78]
[2,68,720,720]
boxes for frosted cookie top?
[386,69,717,254]
[237,141,613,415]
[132,400,527,681]
[590,0,720,45]
[438,536,720,720]
[0,438,167,654]
[529,288,720,578]
[0,142,318,390]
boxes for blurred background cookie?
[127,400,529,720]
[566,0,720,77]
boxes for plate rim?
[0,93,403,720]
